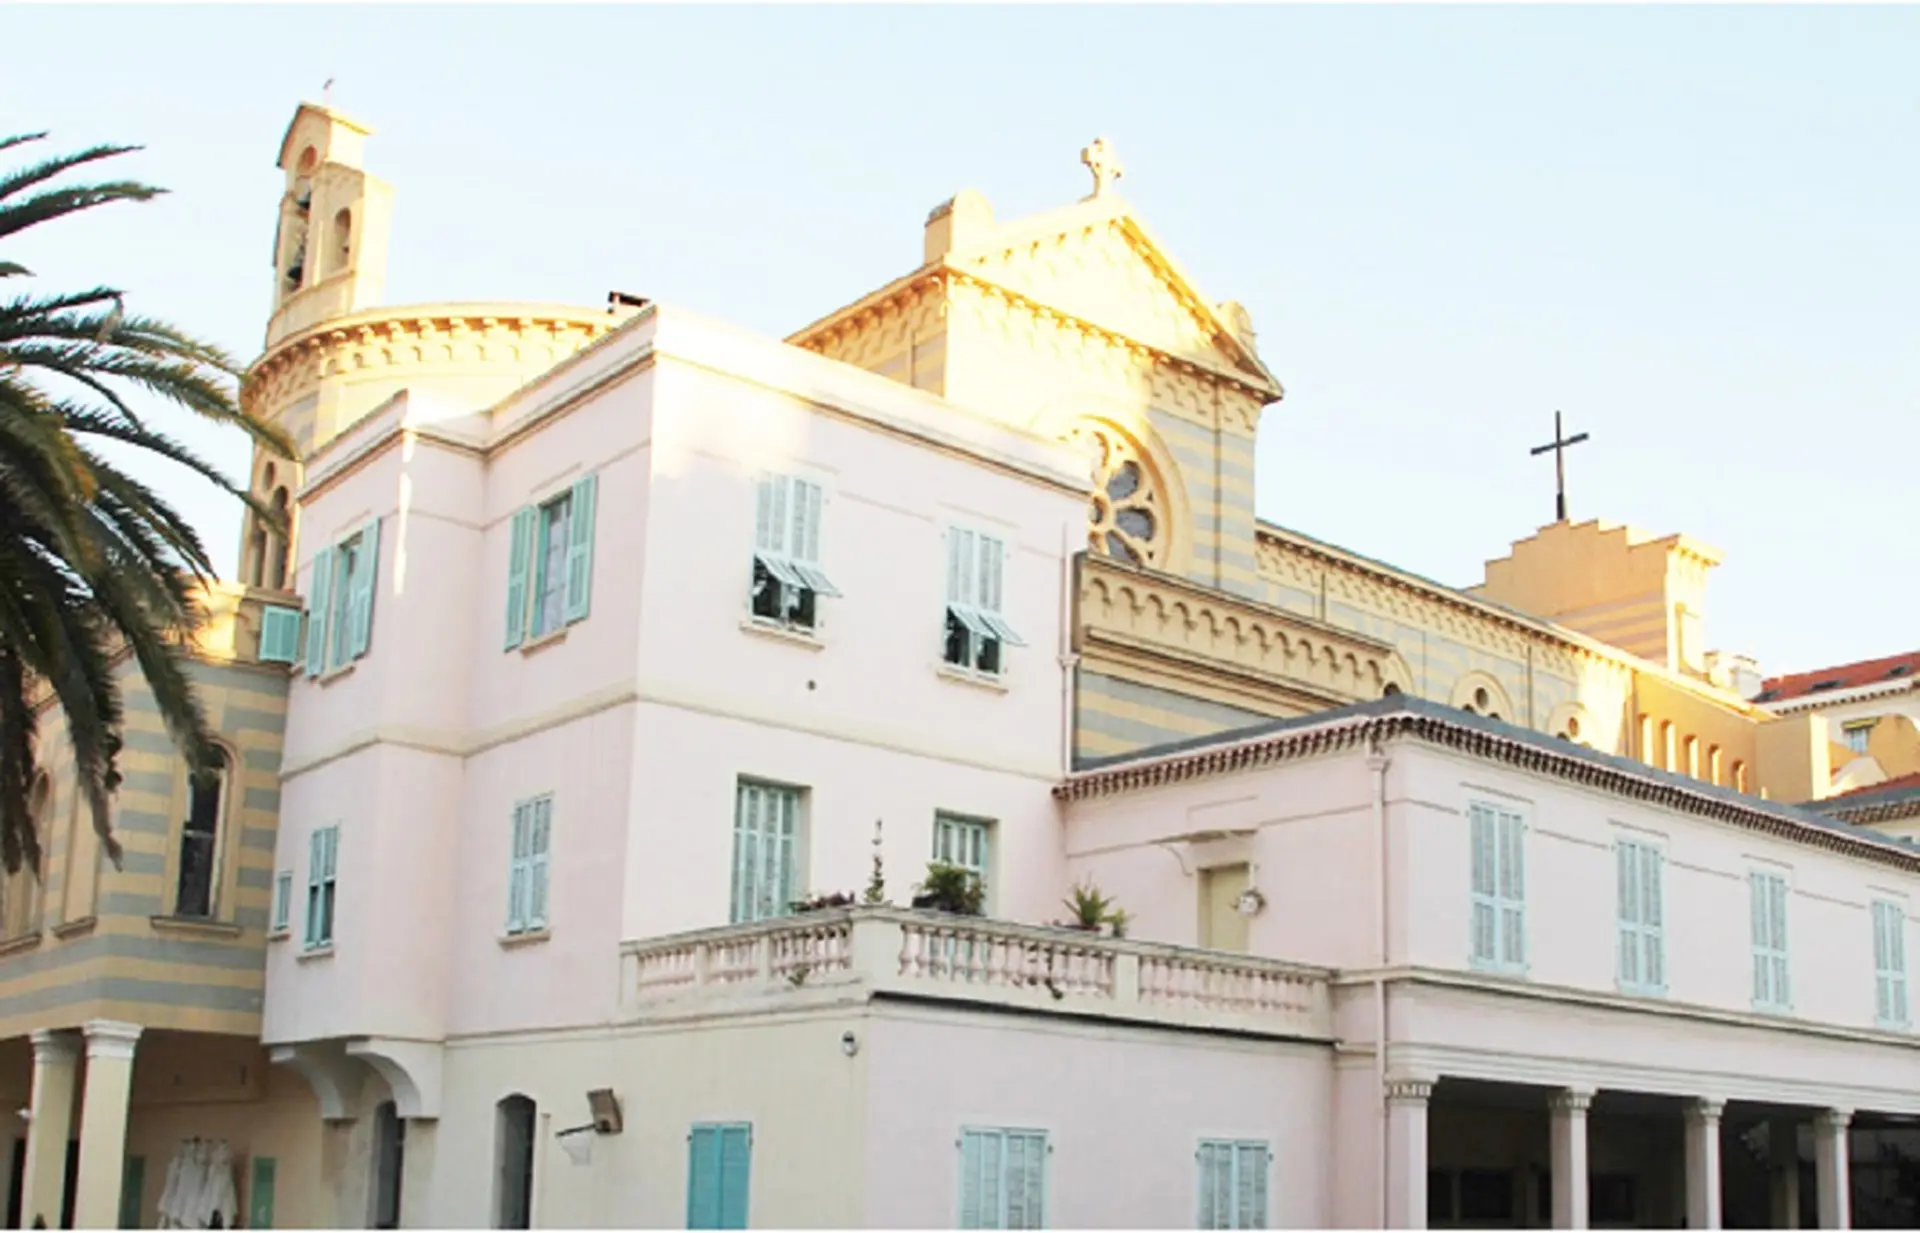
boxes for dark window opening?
[750,560,817,630]
[176,749,228,919]
[494,1095,535,1230]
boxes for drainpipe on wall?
[1059,526,1079,778]
[1368,739,1392,1227]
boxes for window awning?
[948,603,1025,647]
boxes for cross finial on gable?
[1080,137,1124,200]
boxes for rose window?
[1067,423,1163,567]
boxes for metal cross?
[1080,138,1124,199]
[1529,410,1590,524]
[322,78,335,106]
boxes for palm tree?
[0,131,292,876]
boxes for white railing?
[622,906,1332,1039]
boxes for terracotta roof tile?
[1756,651,1920,704]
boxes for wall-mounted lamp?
[1234,887,1268,917]
[586,1088,623,1135]
[841,1031,860,1058]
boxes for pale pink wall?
[863,1010,1334,1228]
[623,702,1065,940]
[1062,757,1378,963]
[446,704,636,1035]
[1393,742,1920,1030]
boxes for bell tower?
[265,102,393,347]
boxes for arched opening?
[1709,745,1724,786]
[268,487,293,590]
[330,209,353,276]
[1382,683,1402,698]
[494,1095,536,1229]
[1733,761,1749,794]
[176,748,228,919]
[246,523,269,588]
[372,1099,406,1229]
[1066,421,1167,568]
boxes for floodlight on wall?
[841,1031,860,1058]
[587,1088,624,1135]
[1234,887,1268,917]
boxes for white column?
[1385,1078,1433,1230]
[72,1020,143,1230]
[1684,1098,1724,1230]
[1549,1087,1595,1229]
[20,1029,79,1229]
[1814,1108,1851,1230]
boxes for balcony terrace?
[618,906,1333,1041]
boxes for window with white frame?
[958,1127,1048,1229]
[1873,898,1909,1028]
[933,812,992,894]
[305,825,339,950]
[731,780,802,924]
[1749,869,1791,1012]
[1615,838,1665,995]
[749,474,840,631]
[1468,802,1526,974]
[504,474,599,649]
[944,527,1024,677]
[506,795,553,936]
[1843,722,1874,756]
[1198,1140,1270,1230]
[303,522,381,677]
[271,870,292,935]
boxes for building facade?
[4,99,1916,1230]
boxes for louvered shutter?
[1235,1143,1268,1229]
[527,797,552,930]
[687,1126,720,1229]
[717,1125,751,1229]
[563,474,597,623]
[304,551,334,677]
[1640,846,1664,989]
[1469,805,1497,965]
[1498,810,1525,968]
[1617,843,1642,987]
[346,520,380,659]
[504,507,537,649]
[506,803,530,933]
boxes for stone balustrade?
[619,906,1333,1040]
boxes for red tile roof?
[1758,651,1920,703]
[1826,771,1920,804]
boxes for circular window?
[1067,422,1164,567]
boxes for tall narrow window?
[175,750,228,919]
[1198,1140,1270,1230]
[494,1095,535,1230]
[749,473,841,631]
[959,1127,1048,1229]
[1874,898,1909,1029]
[503,475,599,649]
[271,871,293,935]
[1750,870,1791,1012]
[1615,839,1665,995]
[687,1123,751,1230]
[1468,802,1526,974]
[304,521,380,677]
[305,825,339,950]
[730,781,801,924]
[506,795,553,936]
[944,527,1025,677]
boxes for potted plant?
[910,861,985,916]
[1059,880,1124,934]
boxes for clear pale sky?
[4,4,1914,677]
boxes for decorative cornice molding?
[1075,554,1408,708]
[240,304,618,428]
[1055,698,1920,877]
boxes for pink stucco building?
[13,101,1920,1232]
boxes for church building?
[1,101,1916,1231]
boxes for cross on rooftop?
[1529,410,1590,524]
[1081,138,1124,199]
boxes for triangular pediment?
[946,193,1280,396]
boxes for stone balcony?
[618,906,1333,1041]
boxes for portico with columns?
[17,1021,142,1230]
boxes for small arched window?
[373,1100,406,1229]
[331,209,353,276]
[1733,761,1749,794]
[268,488,293,591]
[494,1095,536,1229]
[176,749,228,919]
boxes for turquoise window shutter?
[563,474,598,624]
[506,803,530,933]
[260,606,303,664]
[304,551,333,677]
[347,520,380,659]
[718,1125,751,1229]
[527,796,552,930]
[959,1131,989,1229]
[248,1157,277,1230]
[504,506,537,649]
[305,829,325,946]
